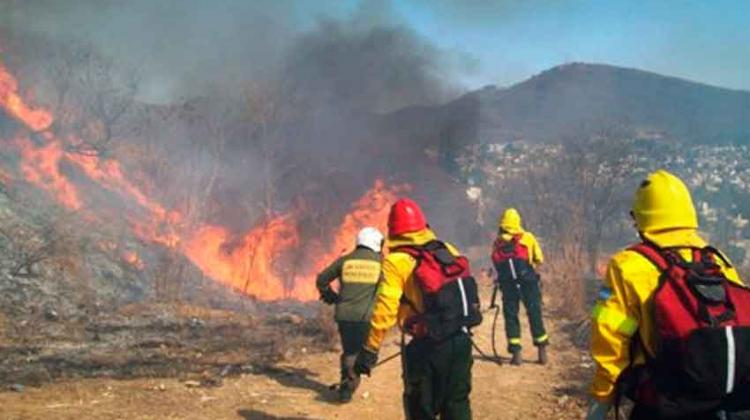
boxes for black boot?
[338,354,359,403]
[338,381,354,403]
[510,349,523,366]
[537,345,548,365]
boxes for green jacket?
[316,246,382,322]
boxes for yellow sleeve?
[364,253,411,352]
[525,232,544,265]
[590,256,639,402]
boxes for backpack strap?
[701,246,733,268]
[393,245,422,259]
[393,240,444,257]
[422,240,445,252]
[397,241,463,278]
[634,242,734,327]
[628,242,670,271]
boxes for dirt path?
[0,298,589,419]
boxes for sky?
[390,0,750,91]
[2,0,748,100]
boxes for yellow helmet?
[498,208,523,233]
[631,170,698,233]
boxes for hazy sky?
[3,0,748,99]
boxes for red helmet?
[388,198,427,236]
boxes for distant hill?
[383,62,750,146]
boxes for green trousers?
[337,321,369,400]
[498,272,548,352]
[404,333,473,420]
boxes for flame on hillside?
[0,54,405,301]
[0,57,53,131]
[16,137,83,210]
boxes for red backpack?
[491,234,535,282]
[624,242,750,416]
[491,234,529,264]
[395,240,482,341]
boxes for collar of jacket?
[500,228,524,240]
[386,228,437,250]
[641,228,707,248]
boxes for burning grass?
[0,46,408,303]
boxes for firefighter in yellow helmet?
[587,170,746,419]
[490,208,548,365]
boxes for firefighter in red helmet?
[355,198,480,420]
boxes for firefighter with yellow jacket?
[354,198,480,420]
[587,170,749,419]
[491,208,548,365]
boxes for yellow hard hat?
[499,208,523,233]
[631,170,698,233]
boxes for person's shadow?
[257,365,339,404]
[237,409,318,420]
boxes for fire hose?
[331,286,504,391]
[488,283,503,362]
[370,284,505,370]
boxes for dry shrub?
[153,250,187,301]
[0,208,85,279]
[0,312,5,343]
[541,242,589,319]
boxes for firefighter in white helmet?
[316,226,384,402]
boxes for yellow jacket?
[590,228,742,402]
[364,228,461,352]
[498,230,544,266]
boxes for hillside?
[385,62,750,146]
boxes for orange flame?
[182,180,405,301]
[0,51,407,301]
[0,57,53,131]
[184,214,300,300]
[66,148,179,223]
[16,137,83,210]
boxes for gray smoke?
[283,19,458,113]
[1,0,465,106]
[0,0,479,245]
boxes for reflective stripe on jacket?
[589,228,742,402]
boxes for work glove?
[319,287,340,305]
[353,348,379,376]
[585,399,611,420]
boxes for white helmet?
[356,227,384,253]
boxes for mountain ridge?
[384,62,750,146]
